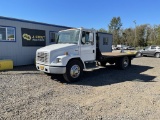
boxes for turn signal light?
[65,52,68,55]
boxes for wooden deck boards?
[101,52,136,57]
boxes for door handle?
[93,50,95,53]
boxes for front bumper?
[36,64,66,74]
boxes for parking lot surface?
[0,57,160,120]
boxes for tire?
[116,56,130,70]
[155,53,160,58]
[63,60,83,82]
[44,72,52,76]
[136,52,141,57]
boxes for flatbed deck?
[101,52,136,58]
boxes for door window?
[151,46,156,49]
[81,31,93,45]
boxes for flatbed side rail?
[101,52,136,58]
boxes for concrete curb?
[0,60,13,71]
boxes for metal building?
[0,16,71,66]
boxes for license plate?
[40,65,44,70]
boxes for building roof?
[0,16,72,29]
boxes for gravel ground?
[0,57,160,120]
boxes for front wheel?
[136,52,141,57]
[155,53,160,58]
[44,72,52,76]
[63,60,83,82]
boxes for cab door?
[142,47,150,56]
[80,31,96,61]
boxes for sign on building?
[21,28,46,46]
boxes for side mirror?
[143,48,145,50]
[81,37,85,44]
[81,31,86,44]
[89,33,94,45]
[89,33,93,42]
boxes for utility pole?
[133,20,136,47]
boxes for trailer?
[36,28,136,82]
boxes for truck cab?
[36,28,135,82]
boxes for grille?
[37,52,49,64]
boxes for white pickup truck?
[36,28,136,82]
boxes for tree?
[136,24,151,47]
[108,17,122,45]
[105,17,160,46]
[155,25,160,45]
[98,28,107,32]
[108,17,122,33]
[122,28,135,46]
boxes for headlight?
[56,58,62,63]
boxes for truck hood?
[37,44,78,52]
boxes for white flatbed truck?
[36,28,136,82]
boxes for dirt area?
[0,57,160,120]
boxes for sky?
[0,0,160,30]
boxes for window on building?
[103,37,108,45]
[50,32,58,43]
[0,26,15,41]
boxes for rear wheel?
[155,53,160,58]
[63,60,83,82]
[116,56,130,70]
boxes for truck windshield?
[57,29,80,44]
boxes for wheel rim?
[156,53,160,58]
[70,65,80,78]
[123,57,129,68]
[137,52,141,57]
